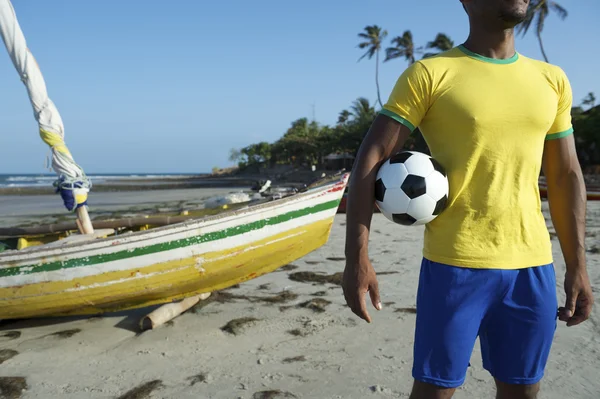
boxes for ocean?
[0,173,198,188]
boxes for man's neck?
[462,25,517,59]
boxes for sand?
[0,200,599,399]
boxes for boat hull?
[0,175,348,319]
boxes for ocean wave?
[0,174,195,188]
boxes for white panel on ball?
[416,215,437,225]
[378,208,395,222]
[378,162,408,189]
[378,187,411,214]
[407,194,436,221]
[425,171,449,201]
[403,152,434,177]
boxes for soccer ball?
[374,151,449,226]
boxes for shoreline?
[0,170,328,196]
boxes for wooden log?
[76,206,94,234]
[0,215,191,238]
[139,293,212,330]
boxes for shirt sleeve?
[546,67,574,140]
[380,61,432,132]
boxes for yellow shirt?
[381,45,574,269]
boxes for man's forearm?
[546,167,587,272]
[344,150,381,261]
[344,115,410,262]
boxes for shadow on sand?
[0,305,163,334]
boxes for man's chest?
[422,70,559,142]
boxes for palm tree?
[350,97,376,122]
[516,0,567,62]
[582,92,596,109]
[357,25,388,108]
[385,30,418,64]
[337,110,352,125]
[422,33,454,58]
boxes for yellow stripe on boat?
[0,218,332,319]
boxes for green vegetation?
[231,12,600,172]
[573,101,600,167]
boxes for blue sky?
[1,0,598,174]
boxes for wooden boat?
[0,173,349,319]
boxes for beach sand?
[0,200,599,399]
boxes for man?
[342,1,594,398]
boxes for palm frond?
[384,47,405,62]
[550,2,568,19]
[536,7,548,36]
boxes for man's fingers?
[566,299,593,327]
[368,280,382,311]
[356,291,372,323]
[563,290,577,319]
[343,286,370,323]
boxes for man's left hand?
[559,268,594,327]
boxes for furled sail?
[0,0,91,214]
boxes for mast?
[0,0,93,233]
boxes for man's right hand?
[342,114,411,323]
[342,257,381,323]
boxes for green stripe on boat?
[0,199,340,278]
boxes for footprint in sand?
[0,377,27,399]
[288,271,343,286]
[116,380,163,399]
[304,260,322,265]
[0,350,18,365]
[44,329,82,339]
[298,298,331,313]
[0,331,21,341]
[279,264,299,272]
[395,307,417,314]
[186,373,212,386]
[252,390,298,399]
[282,355,306,364]
[221,317,260,336]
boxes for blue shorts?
[413,258,558,388]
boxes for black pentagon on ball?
[430,158,446,177]
[392,213,417,226]
[401,174,427,199]
[374,178,386,202]
[389,151,412,164]
[433,194,448,216]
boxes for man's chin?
[500,12,527,27]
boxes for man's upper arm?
[379,61,432,133]
[543,133,579,181]
[546,67,574,141]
